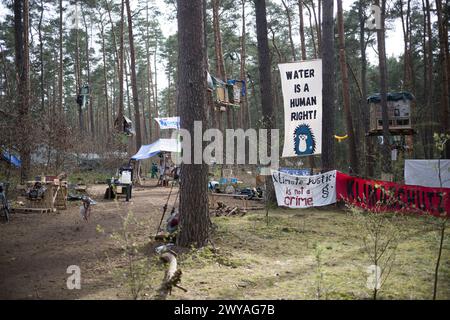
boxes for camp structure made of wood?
[13,177,68,213]
[207,72,245,112]
[114,115,135,136]
[367,91,415,136]
[76,84,90,110]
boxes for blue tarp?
[131,139,180,161]
[367,92,414,103]
[227,79,247,96]
[1,150,21,167]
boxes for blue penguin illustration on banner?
[293,124,316,156]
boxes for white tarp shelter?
[404,159,450,188]
[131,139,180,161]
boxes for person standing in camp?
[158,158,165,186]
[151,162,158,179]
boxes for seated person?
[171,166,181,181]
[166,210,179,234]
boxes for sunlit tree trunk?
[176,0,210,248]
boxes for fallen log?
[155,251,186,300]
[210,202,246,217]
[225,207,238,216]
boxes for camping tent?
[1,149,21,168]
[131,139,180,161]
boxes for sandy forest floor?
[0,179,449,300]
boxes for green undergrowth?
[165,208,449,300]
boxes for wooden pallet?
[11,207,54,214]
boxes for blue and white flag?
[279,168,310,176]
[154,117,180,130]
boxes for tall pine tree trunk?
[298,0,307,60]
[436,0,450,157]
[423,0,434,158]
[321,0,335,172]
[99,12,110,136]
[58,0,63,114]
[359,0,373,177]
[304,2,317,58]
[239,0,249,130]
[254,0,276,203]
[125,0,142,151]
[116,0,125,132]
[376,0,392,177]
[146,1,154,142]
[176,0,210,248]
[38,0,44,113]
[212,0,227,132]
[82,7,95,138]
[14,0,31,182]
[154,46,160,138]
[310,0,321,56]
[281,0,296,61]
[74,1,83,132]
[337,0,358,174]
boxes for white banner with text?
[279,60,322,157]
[271,170,336,208]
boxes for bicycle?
[0,183,11,223]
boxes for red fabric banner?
[336,172,450,217]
